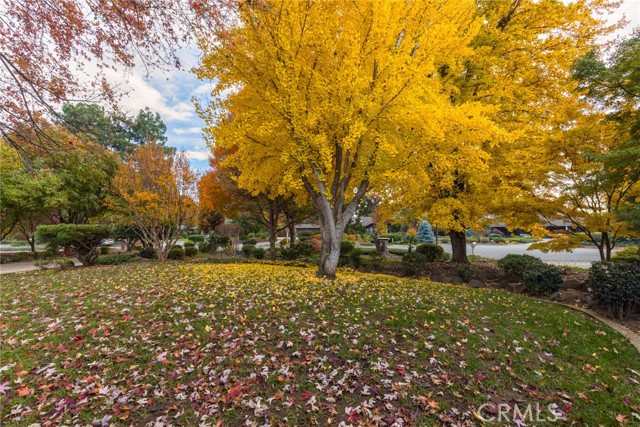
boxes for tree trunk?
[596,242,605,262]
[602,232,612,261]
[268,202,278,259]
[28,237,36,254]
[288,223,296,249]
[449,230,468,263]
[318,229,341,279]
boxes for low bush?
[402,252,427,276]
[389,248,408,256]
[256,232,268,239]
[340,240,355,255]
[0,251,33,264]
[95,254,136,265]
[99,246,110,255]
[184,246,198,257]
[612,246,639,262]
[589,261,640,320]
[280,242,315,260]
[243,238,258,245]
[523,264,563,296]
[182,240,195,248]
[251,247,266,259]
[497,254,545,279]
[200,233,231,253]
[415,243,445,262]
[279,238,289,246]
[168,246,185,260]
[242,244,255,257]
[186,234,205,243]
[139,246,157,259]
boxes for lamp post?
[471,241,477,256]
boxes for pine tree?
[417,220,435,243]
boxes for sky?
[108,0,640,171]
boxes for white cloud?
[185,150,210,161]
[173,126,202,135]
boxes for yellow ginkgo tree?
[196,0,481,277]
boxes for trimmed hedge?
[95,254,136,265]
[186,234,205,243]
[497,254,545,279]
[242,244,255,257]
[415,243,445,262]
[251,247,266,259]
[589,261,640,320]
[184,246,198,256]
[168,246,185,260]
[402,252,427,276]
[523,264,563,296]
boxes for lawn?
[1,263,639,426]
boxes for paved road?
[391,242,603,268]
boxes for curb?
[557,302,640,355]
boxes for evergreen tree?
[417,220,435,243]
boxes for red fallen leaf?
[563,328,569,336]
[73,335,83,343]
[228,385,243,400]
[417,395,429,406]
[88,328,99,335]
[17,386,31,396]
[475,373,487,382]
[301,390,313,400]
[396,365,406,375]
[348,410,360,423]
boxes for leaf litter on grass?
[0,263,639,426]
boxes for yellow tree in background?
[113,143,197,261]
[384,0,614,262]
[196,0,480,277]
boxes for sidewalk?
[0,259,82,275]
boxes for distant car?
[100,239,115,245]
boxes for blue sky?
[110,0,639,171]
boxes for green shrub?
[200,233,231,253]
[182,240,195,248]
[280,242,314,260]
[363,252,384,271]
[95,254,136,265]
[497,254,545,279]
[0,251,33,264]
[36,224,111,266]
[415,243,445,262]
[402,252,427,276]
[256,232,268,239]
[389,248,408,256]
[251,247,266,259]
[99,246,110,255]
[523,264,563,296]
[184,246,198,256]
[340,240,355,255]
[243,238,258,245]
[589,261,640,320]
[612,246,640,262]
[186,234,205,243]
[279,238,289,246]
[168,246,185,260]
[139,246,157,259]
[242,244,255,257]
[457,264,475,282]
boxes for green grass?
[1,263,638,426]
